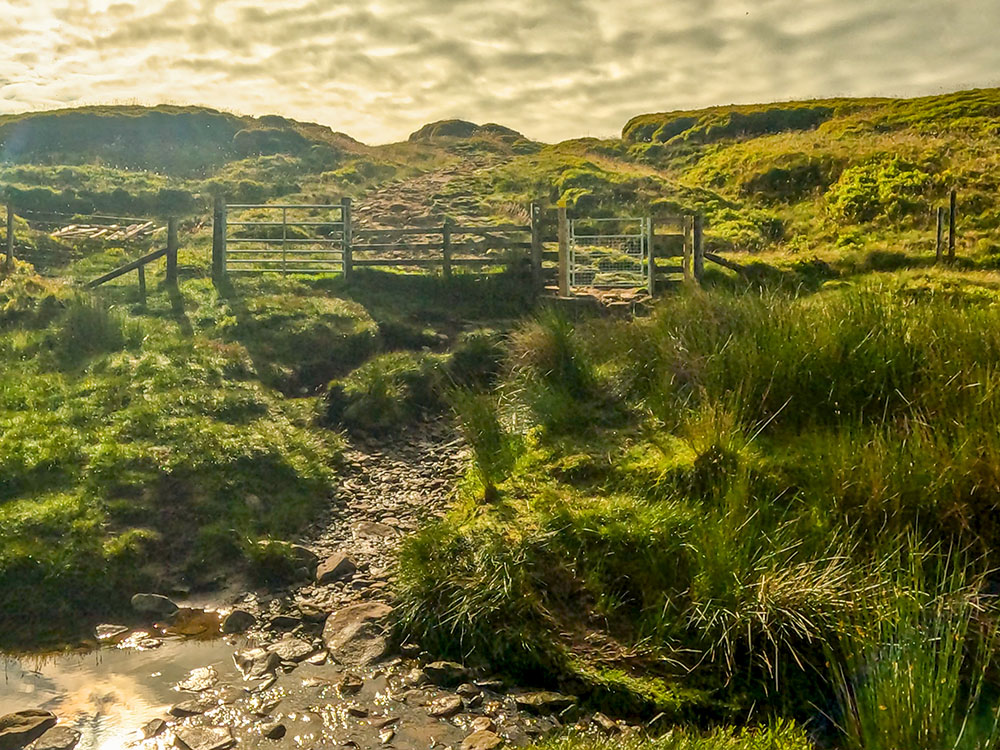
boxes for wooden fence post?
[557,205,570,297]
[646,216,656,296]
[341,197,353,281]
[693,214,704,283]
[166,217,178,287]
[137,264,147,304]
[530,201,543,291]
[682,216,693,282]
[442,218,453,280]
[948,189,957,262]
[5,204,13,268]
[212,195,227,282]
[936,206,944,263]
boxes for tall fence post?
[442,218,453,280]
[682,215,693,282]
[212,195,227,283]
[693,214,704,283]
[646,216,656,296]
[530,201,543,291]
[137,264,147,304]
[166,217,178,287]
[948,189,957,262]
[936,206,945,264]
[557,205,570,297]
[5,204,13,269]
[341,197,353,281]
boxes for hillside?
[4,90,1000,748]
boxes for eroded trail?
[0,422,595,750]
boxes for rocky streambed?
[1,420,632,750]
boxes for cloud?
[1,0,999,143]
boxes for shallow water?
[1,636,241,750]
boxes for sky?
[2,0,999,145]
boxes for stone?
[316,553,357,584]
[512,692,577,714]
[268,614,301,630]
[338,673,364,695]
[427,695,463,718]
[174,727,236,750]
[470,717,496,733]
[269,637,315,663]
[305,650,328,665]
[131,593,179,618]
[169,699,211,718]
[456,683,480,697]
[177,667,218,692]
[0,711,57,750]
[403,668,429,687]
[353,521,396,538]
[234,648,282,680]
[379,728,395,745]
[221,609,255,634]
[461,731,504,750]
[424,661,471,687]
[592,712,620,734]
[26,726,80,750]
[260,722,286,740]
[322,601,393,667]
[141,719,167,739]
[346,706,369,718]
[94,624,129,641]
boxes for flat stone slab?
[174,727,235,750]
[27,726,80,750]
[269,637,315,663]
[177,666,218,692]
[0,711,57,750]
[322,601,393,667]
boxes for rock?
[470,717,496,733]
[316,553,357,584]
[268,614,301,630]
[353,521,396,538]
[299,603,329,623]
[399,642,422,657]
[269,637,315,663]
[592,712,620,734]
[234,648,282,680]
[427,695,463,718]
[403,668,429,687]
[141,719,167,739]
[513,691,577,714]
[260,722,286,740]
[346,706,368,718]
[456,683,480,697]
[424,661,471,687]
[216,686,249,705]
[26,726,80,750]
[379,728,395,744]
[131,593,179,618]
[169,698,211,717]
[221,609,255,634]
[177,666,218,692]
[0,711,57,750]
[338,673,364,695]
[94,624,129,641]
[174,727,236,750]
[305,650,328,665]
[322,601,393,666]
[461,731,504,750]
[475,678,505,693]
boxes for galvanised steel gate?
[223,202,347,275]
[569,216,651,289]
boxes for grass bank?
[396,273,1000,744]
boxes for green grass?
[526,721,811,750]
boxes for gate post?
[557,205,570,297]
[693,214,704,283]
[682,216,693,282]
[530,201,543,292]
[166,217,178,287]
[341,197,353,281]
[646,217,656,296]
[212,195,227,283]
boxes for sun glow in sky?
[2,0,999,144]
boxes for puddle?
[1,620,240,750]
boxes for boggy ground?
[37,419,631,750]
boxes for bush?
[826,158,930,223]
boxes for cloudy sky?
[2,0,999,144]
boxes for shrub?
[826,158,930,223]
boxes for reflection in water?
[1,636,239,750]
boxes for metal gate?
[569,217,651,288]
[223,203,347,275]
